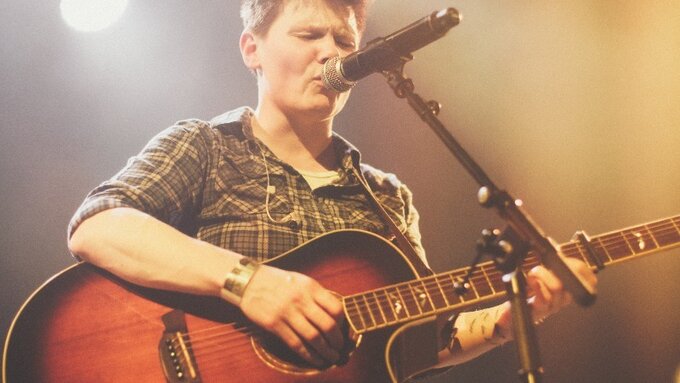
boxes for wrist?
[219,256,260,305]
[493,302,513,342]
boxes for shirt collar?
[210,107,362,175]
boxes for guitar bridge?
[159,310,202,382]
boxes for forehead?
[275,0,359,36]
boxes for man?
[68,0,596,379]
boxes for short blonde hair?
[240,0,370,36]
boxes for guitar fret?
[395,285,417,317]
[339,215,678,334]
[345,296,367,331]
[604,232,634,260]
[363,294,379,328]
[432,276,451,307]
[446,274,465,302]
[619,231,637,254]
[643,224,661,248]
[386,287,409,320]
[623,227,658,254]
[486,268,504,294]
[672,217,680,232]
[594,237,614,263]
[354,295,371,329]
[471,270,493,298]
[653,219,680,247]
[467,274,481,300]
[437,274,462,306]
[378,289,397,323]
[404,283,423,315]
[459,272,478,302]
[481,266,496,294]
[371,291,388,325]
[419,279,437,312]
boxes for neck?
[253,104,338,172]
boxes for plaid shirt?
[69,107,427,264]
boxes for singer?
[67,1,596,381]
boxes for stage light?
[60,0,129,32]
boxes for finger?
[274,321,327,367]
[314,288,344,320]
[528,267,573,316]
[311,290,345,350]
[527,268,553,306]
[529,266,563,295]
[285,310,340,364]
[565,257,599,288]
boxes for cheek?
[267,53,310,88]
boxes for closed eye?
[296,32,322,40]
[335,38,356,50]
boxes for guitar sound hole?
[251,329,361,375]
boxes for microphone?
[322,8,461,93]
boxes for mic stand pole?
[380,61,597,382]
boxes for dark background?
[2,1,679,382]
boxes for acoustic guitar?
[3,216,679,382]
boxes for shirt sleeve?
[67,119,215,239]
[361,164,430,269]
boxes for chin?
[305,99,345,119]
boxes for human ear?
[239,31,260,72]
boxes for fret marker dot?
[634,232,646,250]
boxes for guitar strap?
[351,166,442,381]
[351,167,433,278]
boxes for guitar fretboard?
[343,215,680,334]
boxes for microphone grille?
[322,56,356,93]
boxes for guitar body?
[7,216,677,382]
[3,230,424,383]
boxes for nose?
[318,34,342,64]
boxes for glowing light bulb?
[60,0,129,32]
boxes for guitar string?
[564,223,679,261]
[181,254,556,369]
[175,249,552,367]
[171,326,264,368]
[344,270,498,322]
[347,266,512,318]
[158,221,680,376]
[192,339,267,373]
[177,325,330,374]
[174,260,529,369]
[185,218,674,338]
[263,217,678,330]
[162,260,530,366]
[170,229,678,371]
[179,317,351,374]
[177,261,513,346]
[581,220,678,248]
[171,219,679,357]
[343,218,679,323]
[342,259,541,330]
[558,221,677,256]
[343,219,680,329]
[187,219,679,338]
[173,263,504,356]
[558,220,677,250]
[175,245,533,340]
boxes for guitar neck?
[343,215,680,334]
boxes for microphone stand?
[379,58,597,382]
